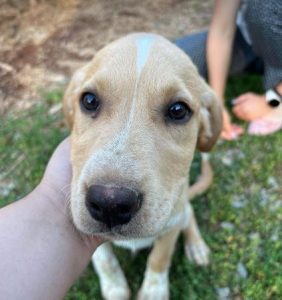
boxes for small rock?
[259,189,269,206]
[0,182,15,197]
[221,156,233,166]
[216,287,231,300]
[249,232,260,240]
[48,103,62,115]
[269,200,282,212]
[237,262,248,279]
[271,234,278,241]
[0,62,14,73]
[231,196,246,208]
[220,149,245,166]
[267,177,279,189]
[46,73,68,84]
[237,151,245,159]
[220,221,235,230]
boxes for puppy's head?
[64,33,222,239]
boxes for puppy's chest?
[113,236,156,253]
[113,205,190,253]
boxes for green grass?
[0,75,281,299]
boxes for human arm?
[0,138,102,300]
[207,0,243,139]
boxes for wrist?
[209,86,225,104]
[36,180,69,217]
[34,183,102,256]
[0,188,100,298]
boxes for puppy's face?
[64,34,222,239]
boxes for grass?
[0,75,281,299]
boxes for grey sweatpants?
[175,0,282,90]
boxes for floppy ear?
[63,66,89,129]
[63,80,75,129]
[196,78,223,152]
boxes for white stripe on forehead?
[96,35,157,154]
[135,35,156,75]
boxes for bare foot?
[221,108,244,140]
[232,93,273,121]
[248,104,282,135]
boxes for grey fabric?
[244,0,282,89]
[175,31,209,79]
[175,29,262,80]
[174,0,282,90]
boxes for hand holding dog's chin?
[37,137,102,252]
[0,138,102,299]
[39,137,72,212]
[221,107,244,140]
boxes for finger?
[232,92,253,105]
[233,109,249,121]
[223,117,232,132]
[223,127,242,140]
[233,128,244,136]
[221,130,233,141]
[232,105,247,119]
[233,125,244,134]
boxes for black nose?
[86,184,143,228]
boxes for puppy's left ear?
[196,78,223,152]
[63,64,89,129]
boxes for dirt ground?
[0,0,213,116]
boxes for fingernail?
[231,98,236,105]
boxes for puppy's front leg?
[183,207,210,266]
[92,242,130,300]
[138,227,180,300]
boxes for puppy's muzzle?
[86,185,143,228]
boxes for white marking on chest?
[113,204,191,253]
[113,236,155,252]
[163,204,191,232]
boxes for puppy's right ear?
[196,78,223,152]
[63,67,88,129]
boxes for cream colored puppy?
[63,33,222,300]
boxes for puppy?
[63,33,222,300]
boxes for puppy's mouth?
[93,227,135,240]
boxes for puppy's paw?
[99,269,130,300]
[93,244,131,300]
[101,283,130,300]
[185,239,210,266]
[137,268,169,300]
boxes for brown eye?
[167,101,193,123]
[80,92,100,112]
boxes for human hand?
[221,107,244,140]
[39,137,72,211]
[0,137,102,299]
[38,137,103,250]
[232,92,273,121]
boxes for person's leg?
[174,31,208,79]
[175,28,259,80]
[244,0,282,90]
[233,0,282,135]
[229,29,261,76]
